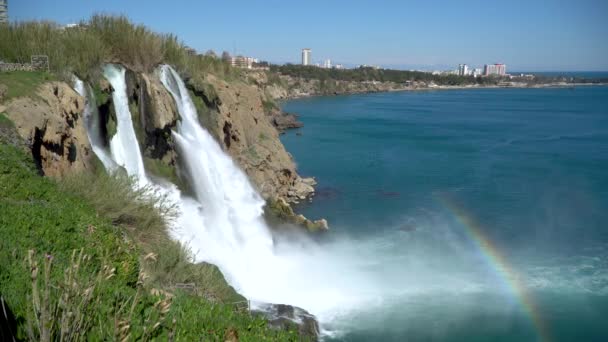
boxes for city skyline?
[7,0,608,71]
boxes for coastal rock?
[265,197,329,232]
[187,74,311,202]
[252,303,320,341]
[271,111,304,131]
[4,82,94,177]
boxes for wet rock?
[252,303,320,341]
[272,111,304,131]
[265,197,329,232]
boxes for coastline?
[280,81,608,100]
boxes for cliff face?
[2,82,94,177]
[186,74,315,203]
[0,66,322,229]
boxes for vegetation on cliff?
[270,64,496,86]
[0,143,300,340]
[0,15,239,81]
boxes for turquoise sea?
[281,87,608,341]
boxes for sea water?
[281,86,608,341]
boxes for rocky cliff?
[186,74,315,203]
[1,82,95,177]
[0,66,325,230]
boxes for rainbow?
[437,193,550,342]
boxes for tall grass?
[57,170,243,303]
[0,14,240,81]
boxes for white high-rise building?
[484,63,507,76]
[323,59,332,69]
[302,48,311,66]
[0,0,8,24]
[458,64,469,76]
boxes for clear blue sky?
[9,0,608,71]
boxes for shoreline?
[279,82,608,100]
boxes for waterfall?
[157,66,379,320]
[102,64,147,179]
[158,65,277,289]
[72,77,116,170]
[79,64,383,335]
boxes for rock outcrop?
[125,70,179,163]
[270,110,304,132]
[252,303,320,341]
[3,82,94,177]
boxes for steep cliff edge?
[2,82,95,177]
[186,74,317,203]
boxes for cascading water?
[157,65,383,322]
[102,64,147,179]
[73,77,117,170]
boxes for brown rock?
[191,74,309,202]
[4,82,94,177]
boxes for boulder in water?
[252,303,320,341]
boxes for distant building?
[0,0,8,24]
[334,64,344,69]
[458,64,469,76]
[484,63,506,76]
[472,68,483,77]
[302,48,311,66]
[323,59,331,69]
[184,47,197,56]
[231,55,255,69]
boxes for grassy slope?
[0,142,298,341]
[0,71,55,101]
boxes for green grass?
[142,156,189,193]
[0,143,300,340]
[0,112,13,127]
[262,99,278,113]
[0,71,55,101]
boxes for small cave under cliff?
[31,127,45,175]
